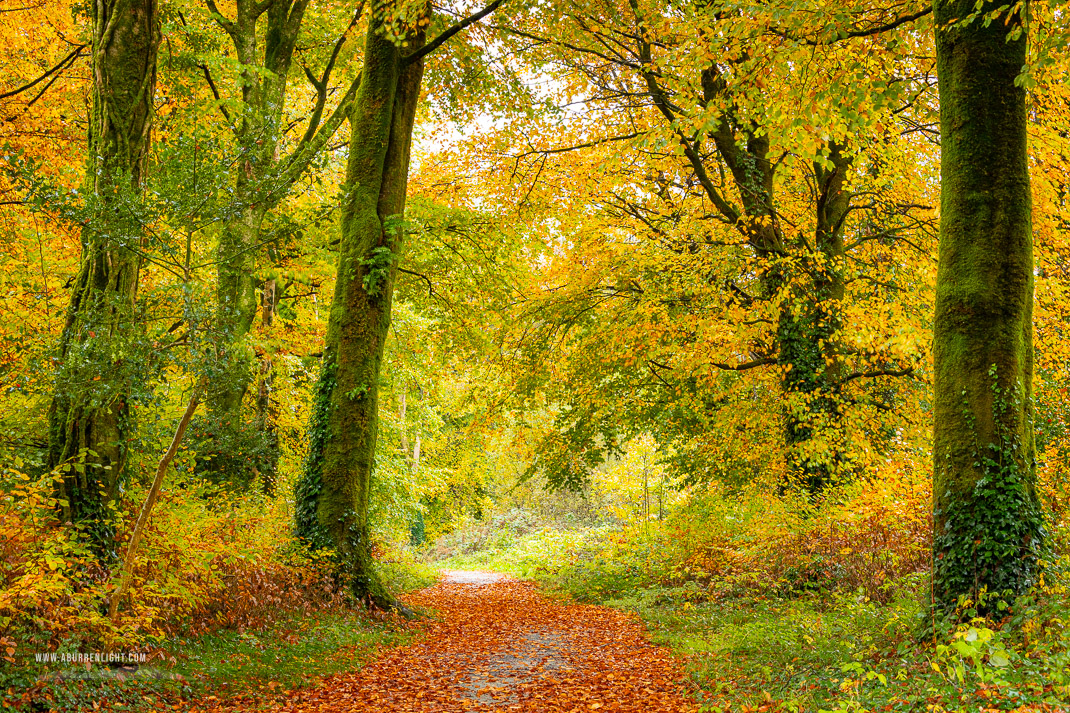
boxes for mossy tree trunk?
[931,0,1045,612]
[295,4,427,608]
[48,0,160,557]
[209,0,307,446]
[255,278,280,495]
[202,0,304,487]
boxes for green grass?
[570,576,1070,712]
[170,607,411,697]
[602,589,918,711]
[430,515,1070,712]
[9,608,410,712]
[379,557,440,593]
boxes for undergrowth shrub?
[424,507,543,560]
[752,462,932,602]
[0,463,346,669]
[553,460,933,604]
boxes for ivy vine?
[933,365,1048,615]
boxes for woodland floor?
[267,570,700,712]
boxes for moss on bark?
[203,0,309,487]
[294,4,426,611]
[48,0,159,558]
[932,0,1045,611]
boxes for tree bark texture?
[295,5,426,609]
[48,0,159,557]
[931,0,1045,611]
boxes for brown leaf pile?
[275,576,699,712]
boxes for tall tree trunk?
[204,200,266,488]
[931,0,1045,612]
[212,204,263,421]
[48,0,159,558]
[200,0,361,486]
[295,5,426,609]
[201,0,364,488]
[202,0,305,486]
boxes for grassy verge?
[610,586,1070,712]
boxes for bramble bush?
[0,461,348,681]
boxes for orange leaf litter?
[273,573,699,712]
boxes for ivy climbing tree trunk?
[777,144,850,492]
[295,3,427,609]
[931,0,1046,612]
[48,0,159,558]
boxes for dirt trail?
[277,572,698,712]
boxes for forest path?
[277,571,698,712]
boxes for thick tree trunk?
[203,201,265,488]
[295,6,426,609]
[213,204,262,417]
[931,0,1045,612]
[48,0,159,558]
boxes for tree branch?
[403,0,506,64]
[398,267,436,298]
[0,44,86,101]
[299,4,364,147]
[513,133,640,158]
[108,383,202,621]
[198,63,233,125]
[274,74,362,198]
[204,0,237,40]
[791,7,932,45]
[838,367,914,385]
[628,0,740,226]
[711,357,777,371]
